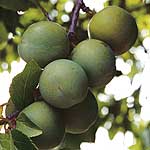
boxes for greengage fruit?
[72,39,116,88]
[39,59,88,108]
[18,21,69,67]
[19,101,65,149]
[88,6,138,55]
[63,91,98,134]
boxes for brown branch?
[35,0,51,21]
[68,0,82,45]
[80,1,95,16]
[1,103,8,107]
[68,0,94,46]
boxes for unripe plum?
[88,6,138,55]
[63,91,98,134]
[19,101,65,149]
[18,21,69,67]
[39,59,88,108]
[72,39,116,88]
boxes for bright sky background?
[1,0,150,149]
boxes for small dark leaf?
[0,132,17,150]
[16,112,42,137]
[0,104,4,130]
[11,129,38,150]
[0,8,19,33]
[0,21,8,42]
[5,99,17,116]
[60,118,100,150]
[9,60,42,110]
[60,133,81,150]
[0,0,33,11]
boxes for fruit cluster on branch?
[0,2,138,149]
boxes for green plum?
[19,101,65,149]
[18,21,69,67]
[71,39,116,88]
[39,59,88,108]
[63,91,98,134]
[88,6,138,55]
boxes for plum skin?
[71,39,116,88]
[63,91,98,134]
[39,59,89,109]
[18,21,69,67]
[19,101,65,149]
[88,6,138,55]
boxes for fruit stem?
[0,111,19,132]
[1,103,8,107]
[6,110,20,120]
[68,0,81,44]
[80,2,95,16]
[68,0,94,45]
[0,118,7,125]
[35,0,51,21]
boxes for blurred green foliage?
[0,0,150,149]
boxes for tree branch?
[68,0,94,46]
[0,110,19,132]
[68,0,82,45]
[80,1,95,16]
[6,110,19,120]
[35,0,51,21]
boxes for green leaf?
[11,129,38,150]
[60,118,100,150]
[60,133,81,150]
[0,132,16,150]
[5,99,17,116]
[9,60,42,110]
[0,8,19,33]
[16,113,42,138]
[0,0,33,11]
[0,21,8,43]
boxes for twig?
[0,117,9,125]
[0,110,19,132]
[6,110,19,120]
[35,0,51,21]
[68,0,82,45]
[1,103,8,107]
[80,2,95,16]
[68,0,94,45]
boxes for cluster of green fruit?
[13,6,137,149]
